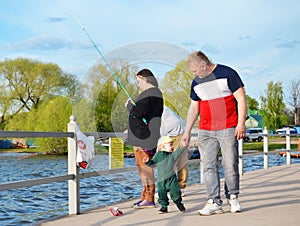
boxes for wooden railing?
[0,117,299,215]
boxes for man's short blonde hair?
[187,51,213,66]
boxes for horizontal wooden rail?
[0,174,74,191]
[85,132,127,139]
[0,131,74,138]
[79,166,137,179]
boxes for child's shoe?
[177,203,186,212]
[157,207,168,214]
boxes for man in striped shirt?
[181,51,247,216]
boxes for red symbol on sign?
[77,140,86,150]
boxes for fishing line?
[74,16,134,103]
[74,16,147,125]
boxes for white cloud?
[44,17,67,23]
[239,35,251,41]
[0,36,93,51]
[275,39,300,49]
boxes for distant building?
[245,110,263,128]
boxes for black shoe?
[177,203,186,212]
[158,207,168,214]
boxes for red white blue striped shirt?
[190,64,244,130]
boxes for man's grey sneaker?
[198,199,224,216]
[158,207,168,214]
[134,200,156,209]
[227,194,242,213]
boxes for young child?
[143,136,186,214]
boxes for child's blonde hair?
[157,136,174,151]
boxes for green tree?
[4,112,30,131]
[75,60,138,132]
[72,98,96,132]
[260,81,288,130]
[0,58,78,127]
[35,96,72,154]
[95,77,118,132]
[246,95,259,111]
[160,59,194,120]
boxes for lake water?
[0,152,299,226]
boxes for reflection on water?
[0,152,299,225]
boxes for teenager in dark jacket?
[125,69,163,208]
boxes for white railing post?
[68,115,80,215]
[286,128,291,165]
[238,139,243,175]
[263,127,269,169]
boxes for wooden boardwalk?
[41,164,300,226]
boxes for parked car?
[244,128,263,142]
[276,127,298,135]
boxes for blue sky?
[1,0,299,102]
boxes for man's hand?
[180,132,190,148]
[235,124,246,140]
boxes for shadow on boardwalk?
[41,164,300,226]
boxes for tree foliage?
[35,96,72,154]
[246,95,259,111]
[260,81,288,130]
[73,60,138,132]
[160,59,194,120]
[0,58,78,128]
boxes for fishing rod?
[74,16,134,103]
[74,16,147,125]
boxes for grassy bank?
[0,147,46,153]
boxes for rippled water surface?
[0,152,299,225]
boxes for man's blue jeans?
[198,127,239,204]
